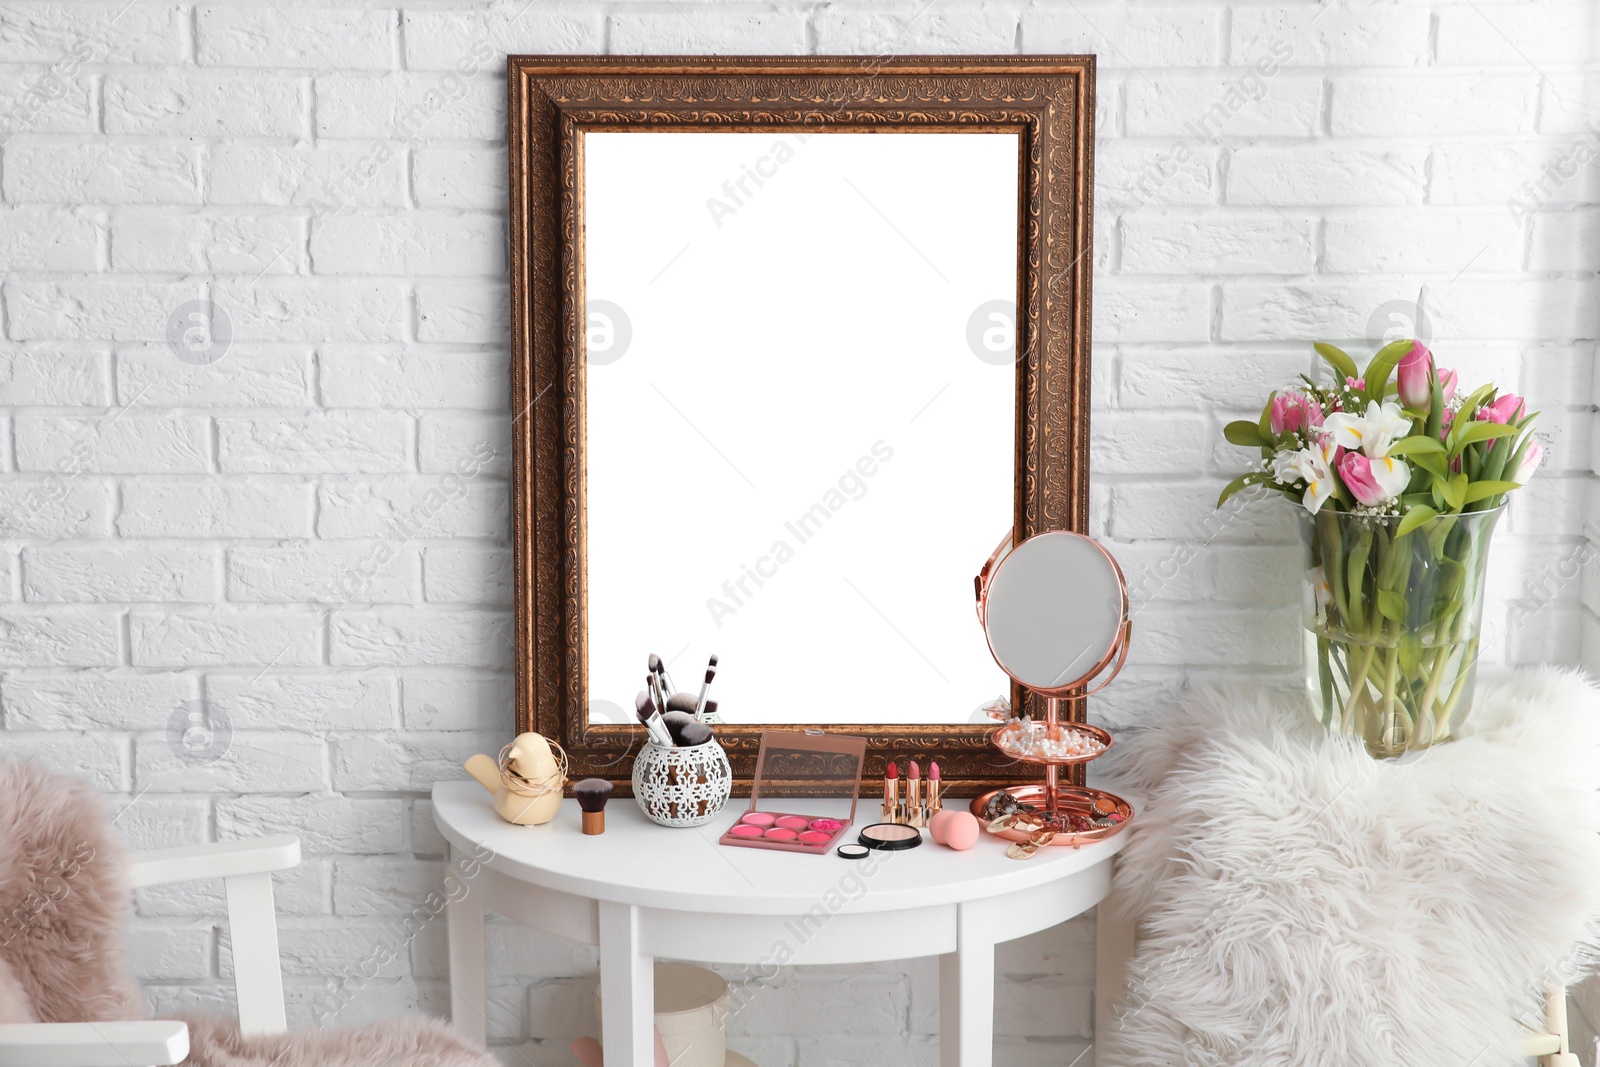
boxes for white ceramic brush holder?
[632,739,732,828]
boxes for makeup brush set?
[635,651,719,749]
[631,652,735,828]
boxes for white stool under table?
[432,781,1132,1067]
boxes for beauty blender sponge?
[931,810,979,851]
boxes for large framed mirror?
[509,56,1096,793]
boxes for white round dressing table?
[432,780,1134,1066]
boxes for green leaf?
[1408,451,1447,479]
[1442,472,1467,510]
[1314,343,1359,384]
[1414,451,1452,479]
[1384,436,1445,457]
[1427,514,1459,560]
[1258,391,1276,441]
[1398,632,1423,675]
[1363,339,1415,403]
[1346,534,1370,628]
[1453,421,1522,449]
[1461,480,1520,504]
[1395,505,1438,539]
[1224,420,1269,448]
[1450,386,1497,442]
[1217,470,1270,508]
[1479,437,1511,483]
[1377,589,1408,623]
[1437,559,1465,601]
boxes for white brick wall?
[0,2,1595,1064]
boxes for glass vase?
[1295,504,1503,759]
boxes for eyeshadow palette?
[718,730,867,856]
[724,812,849,851]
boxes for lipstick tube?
[927,761,943,818]
[906,762,924,828]
[883,761,900,822]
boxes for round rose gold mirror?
[971,529,1135,848]
[975,530,1130,697]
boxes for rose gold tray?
[970,784,1133,848]
[987,720,1113,766]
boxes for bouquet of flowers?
[1221,339,1542,756]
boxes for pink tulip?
[1438,367,1458,402]
[1396,342,1432,408]
[1482,393,1526,424]
[1338,451,1408,506]
[1269,391,1324,435]
[1346,376,1366,391]
[1512,439,1544,485]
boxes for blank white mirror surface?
[983,533,1124,693]
[584,130,1019,725]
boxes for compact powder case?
[857,822,923,851]
[718,731,867,856]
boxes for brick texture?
[0,2,1596,1063]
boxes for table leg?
[939,906,995,1067]
[1095,882,1136,1044]
[599,900,655,1067]
[446,846,487,1045]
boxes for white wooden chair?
[0,833,301,1067]
[1520,985,1581,1067]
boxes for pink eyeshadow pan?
[774,816,810,831]
[763,828,798,842]
[740,812,777,827]
[728,824,765,838]
[808,819,843,833]
[798,831,832,846]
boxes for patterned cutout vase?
[632,739,733,827]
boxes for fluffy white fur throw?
[0,760,496,1067]
[1097,667,1600,1067]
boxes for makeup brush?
[693,659,718,722]
[574,778,612,835]
[649,652,675,697]
[662,710,713,748]
[635,687,674,748]
[665,692,699,713]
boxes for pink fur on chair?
[0,761,498,1067]
[0,760,146,1026]
[174,1012,500,1067]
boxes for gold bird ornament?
[463,732,568,825]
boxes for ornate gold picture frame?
[508,55,1096,794]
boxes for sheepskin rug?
[0,760,496,1067]
[1096,667,1600,1067]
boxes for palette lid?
[747,730,867,824]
